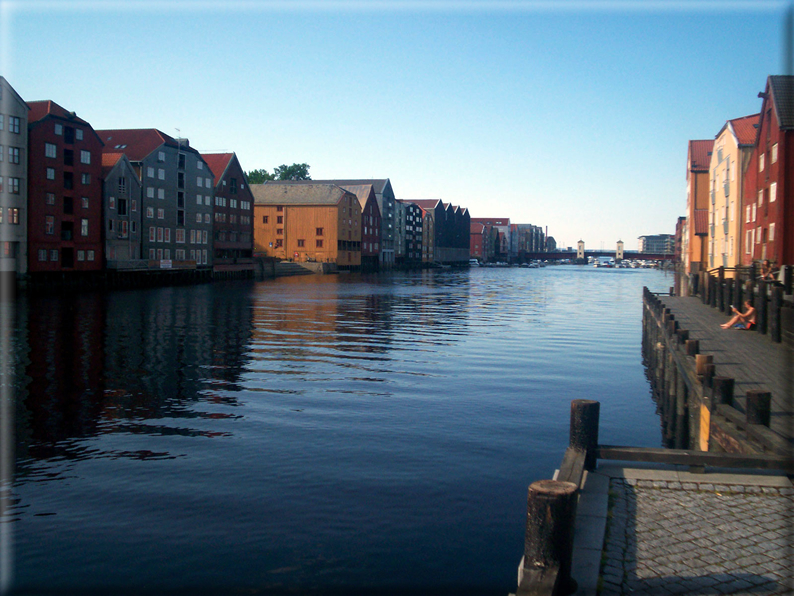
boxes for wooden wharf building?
[251,182,361,269]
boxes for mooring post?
[686,339,699,356]
[520,479,579,596]
[746,390,772,427]
[570,399,600,471]
[712,377,735,407]
[695,354,713,375]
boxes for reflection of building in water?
[17,293,106,458]
[15,284,255,461]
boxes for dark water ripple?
[5,266,671,594]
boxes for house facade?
[102,152,142,266]
[27,101,104,274]
[708,113,758,273]
[471,217,510,261]
[97,129,214,268]
[400,200,423,268]
[337,184,380,271]
[742,76,794,267]
[0,77,29,278]
[251,182,361,268]
[684,139,714,274]
[202,152,255,274]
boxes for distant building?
[397,200,423,268]
[338,184,381,271]
[742,75,794,267]
[471,217,510,260]
[28,100,104,275]
[675,216,686,264]
[638,234,675,254]
[412,199,470,264]
[251,182,361,269]
[546,236,556,252]
[684,139,713,273]
[708,113,758,272]
[470,222,486,261]
[96,129,215,268]
[0,77,29,279]
[202,152,255,275]
[101,152,142,267]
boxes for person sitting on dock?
[720,300,756,330]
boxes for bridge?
[523,250,675,261]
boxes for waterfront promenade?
[662,295,793,447]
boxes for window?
[204,213,210,224]
[164,228,171,243]
[197,176,203,187]
[316,239,323,248]
[190,229,196,244]
[752,203,757,221]
[82,197,89,209]
[81,219,89,236]
[157,227,163,242]
[80,150,91,165]
[196,213,202,223]
[202,230,208,244]
[297,239,305,247]
[316,227,324,236]
[109,196,116,210]
[45,216,55,235]
[196,160,202,170]
[178,153,186,169]
[178,172,185,189]
[87,250,94,261]
[55,123,62,135]
[758,189,763,206]
[770,182,777,203]
[118,198,127,216]
[131,221,136,233]
[50,249,58,262]
[190,249,195,260]
[197,195,203,205]
[275,239,283,248]
[277,206,283,212]
[45,143,57,158]
[205,195,210,206]
[158,188,165,200]
[131,200,137,212]
[157,248,163,260]
[108,219,114,232]
[46,168,55,180]
[158,208,164,219]
[147,167,155,178]
[118,177,127,196]
[158,151,166,162]
[277,216,283,224]
[164,249,170,260]
[176,249,185,260]
[75,129,83,141]
[149,249,156,260]
[9,117,20,134]
[77,250,85,262]
[230,177,237,194]
[158,168,165,180]
[262,216,268,224]
[277,228,283,235]
[0,146,3,161]
[205,178,211,188]
[759,153,765,172]
[147,187,155,198]
[149,226,156,242]
[769,223,776,242]
[64,149,73,166]
[146,207,154,219]
[756,226,762,244]
[771,143,778,164]
[81,173,90,185]
[46,192,55,205]
[38,249,47,262]
[176,228,185,243]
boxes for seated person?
[721,300,756,330]
[759,259,776,281]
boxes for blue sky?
[2,0,788,249]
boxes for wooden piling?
[746,391,772,427]
[712,377,735,407]
[686,339,699,356]
[569,400,599,471]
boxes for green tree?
[274,163,311,181]
[245,169,275,184]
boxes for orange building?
[684,139,713,274]
[251,182,361,269]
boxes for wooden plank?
[557,447,586,488]
[596,444,794,473]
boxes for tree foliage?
[245,169,275,184]
[274,163,311,181]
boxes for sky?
[1,0,790,250]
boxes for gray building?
[102,152,142,267]
[96,129,214,268]
[0,77,29,278]
[638,234,675,254]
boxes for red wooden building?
[27,101,103,274]
[742,76,794,268]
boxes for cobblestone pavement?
[600,478,794,595]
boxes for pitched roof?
[727,113,760,146]
[471,223,485,233]
[279,179,391,195]
[101,152,124,175]
[693,209,709,235]
[411,199,443,210]
[27,100,91,126]
[688,140,714,172]
[769,75,794,130]
[95,128,180,162]
[202,152,234,182]
[471,217,510,226]
[336,184,376,210]
[250,182,350,206]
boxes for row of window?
[0,115,22,134]
[0,207,20,224]
[146,248,208,265]
[0,177,22,194]
[745,224,776,253]
[44,143,91,164]
[108,219,135,237]
[44,216,89,236]
[0,145,21,163]
[38,248,94,262]
[215,231,252,243]
[148,226,209,245]
[213,196,251,210]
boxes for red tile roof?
[411,199,443,210]
[101,152,124,168]
[693,209,709,235]
[95,128,178,162]
[688,140,714,172]
[201,152,234,182]
[471,223,485,233]
[728,113,760,146]
[27,100,91,126]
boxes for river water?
[5,265,672,594]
